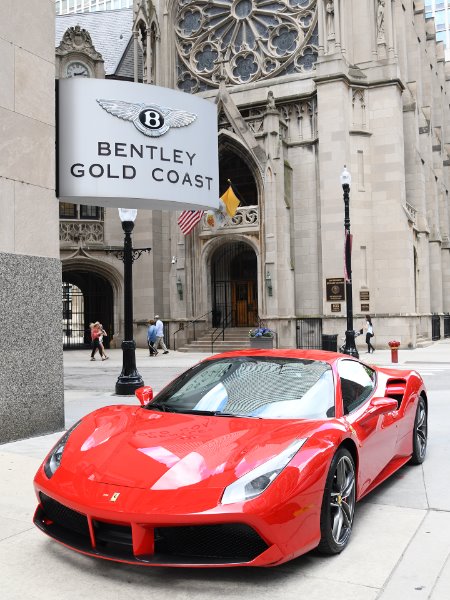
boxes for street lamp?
[115,208,145,395]
[340,166,359,358]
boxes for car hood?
[61,406,318,491]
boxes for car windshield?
[146,357,335,419]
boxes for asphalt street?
[1,342,450,599]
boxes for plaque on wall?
[361,304,370,312]
[326,278,345,301]
[331,303,341,313]
[360,291,370,301]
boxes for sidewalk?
[356,337,450,366]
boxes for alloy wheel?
[329,454,356,547]
[415,400,427,460]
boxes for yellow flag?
[220,185,240,217]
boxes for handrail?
[172,310,213,351]
[211,310,233,353]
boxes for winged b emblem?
[96,99,197,137]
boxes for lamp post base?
[115,340,144,395]
[342,330,359,359]
[115,373,144,395]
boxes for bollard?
[388,341,401,363]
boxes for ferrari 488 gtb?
[33,350,428,567]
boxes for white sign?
[57,78,219,211]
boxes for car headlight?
[221,438,307,505]
[43,421,80,479]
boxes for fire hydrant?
[388,340,401,363]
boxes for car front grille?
[39,493,89,536]
[154,524,268,562]
[34,494,269,565]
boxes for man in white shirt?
[154,315,169,354]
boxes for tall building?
[1,3,64,443]
[55,0,132,15]
[425,0,450,59]
[55,1,450,354]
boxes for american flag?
[177,210,204,235]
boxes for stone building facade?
[56,1,450,353]
[0,1,64,443]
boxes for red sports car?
[33,350,428,567]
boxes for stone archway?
[62,270,114,349]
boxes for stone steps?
[176,328,252,353]
[416,336,434,348]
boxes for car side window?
[337,360,376,414]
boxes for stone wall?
[0,253,64,443]
[0,0,64,442]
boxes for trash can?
[322,334,338,352]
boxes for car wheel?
[410,397,427,465]
[317,448,356,555]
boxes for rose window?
[175,0,318,91]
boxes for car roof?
[203,349,345,365]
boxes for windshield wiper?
[145,402,173,412]
[167,408,261,418]
[214,412,261,419]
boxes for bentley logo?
[96,99,197,138]
[110,492,120,502]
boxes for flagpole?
[341,166,359,358]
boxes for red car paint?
[33,349,426,567]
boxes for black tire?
[410,397,427,465]
[317,448,356,555]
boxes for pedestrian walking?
[154,315,169,354]
[89,322,108,361]
[364,315,375,354]
[97,321,109,360]
[147,319,158,356]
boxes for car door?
[337,360,398,495]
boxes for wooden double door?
[232,280,257,327]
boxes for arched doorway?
[62,271,114,349]
[211,242,258,327]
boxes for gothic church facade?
[57,1,450,351]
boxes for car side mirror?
[366,397,398,418]
[135,386,154,406]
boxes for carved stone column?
[376,0,387,59]
[318,0,325,56]
[387,0,395,59]
[133,30,139,83]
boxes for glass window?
[148,357,336,419]
[338,360,376,414]
[59,202,77,218]
[436,30,447,42]
[79,205,101,219]
[435,10,446,26]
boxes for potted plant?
[249,327,275,349]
